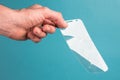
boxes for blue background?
[0,0,120,80]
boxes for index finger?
[41,7,68,28]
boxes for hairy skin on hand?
[0,4,67,42]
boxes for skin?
[0,4,68,42]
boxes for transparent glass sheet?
[60,19,108,73]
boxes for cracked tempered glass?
[60,19,108,73]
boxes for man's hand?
[0,4,67,42]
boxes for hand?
[0,4,67,42]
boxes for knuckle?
[33,27,38,32]
[41,7,49,11]
[34,4,40,6]
[52,30,56,33]
[57,12,62,16]
[33,4,42,8]
[41,33,46,38]
[18,8,27,13]
[50,28,55,34]
[52,27,56,33]
[33,28,37,34]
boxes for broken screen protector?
[60,19,108,73]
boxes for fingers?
[42,24,56,34]
[27,32,41,43]
[33,27,46,38]
[33,24,56,35]
[22,4,68,43]
[27,27,46,43]
[43,19,55,26]
[27,24,56,43]
[40,7,68,28]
